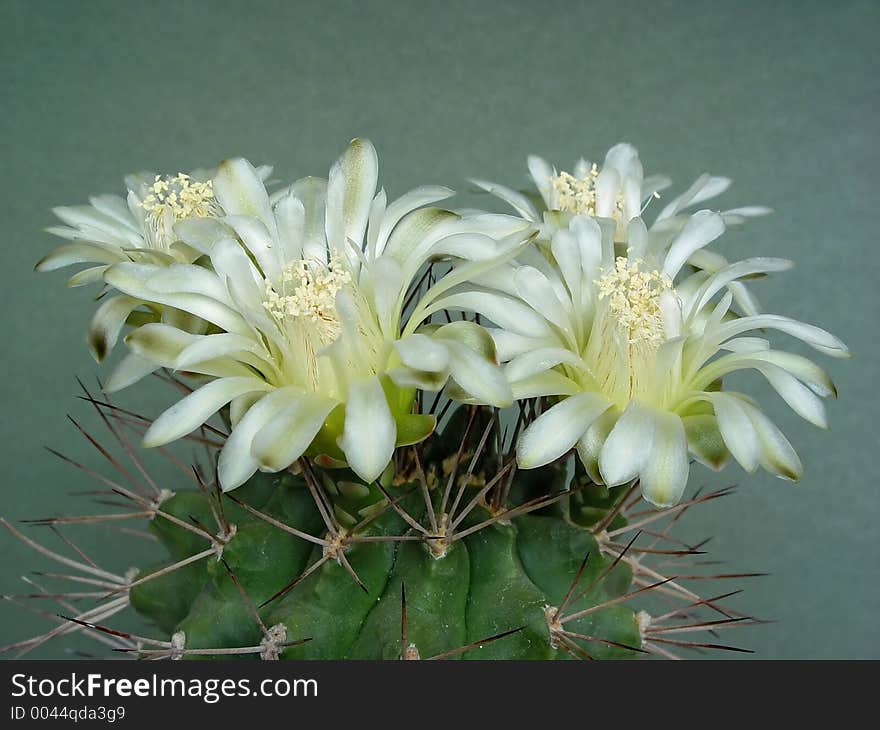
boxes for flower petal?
[144,377,272,448]
[374,186,455,252]
[510,371,581,399]
[470,178,538,221]
[682,414,729,470]
[290,176,329,264]
[251,395,338,473]
[599,401,656,486]
[742,403,803,481]
[527,155,555,207]
[394,334,450,373]
[514,265,571,333]
[708,393,760,473]
[218,387,301,491]
[173,218,230,255]
[577,408,620,484]
[213,158,273,230]
[716,314,849,358]
[640,411,689,508]
[325,138,378,254]
[662,210,725,280]
[444,341,513,407]
[657,174,730,220]
[339,377,397,482]
[273,192,305,263]
[426,291,552,339]
[224,216,282,282]
[104,353,158,393]
[105,263,252,336]
[87,295,141,362]
[517,392,611,469]
[505,347,583,382]
[36,242,124,271]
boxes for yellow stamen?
[597,257,671,345]
[548,165,625,219]
[263,257,352,345]
[587,258,675,407]
[140,173,216,221]
[139,173,217,251]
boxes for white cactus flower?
[102,139,520,490]
[473,142,771,238]
[35,166,272,361]
[480,211,848,508]
[472,143,775,318]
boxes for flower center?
[586,258,674,407]
[141,173,216,220]
[549,165,625,219]
[550,167,599,215]
[263,257,352,346]
[139,173,217,250]
[597,257,671,345]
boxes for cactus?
[4,139,847,659]
[2,388,756,659]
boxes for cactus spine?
[3,392,754,660]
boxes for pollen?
[597,257,672,345]
[140,173,217,221]
[550,166,600,215]
[549,164,625,218]
[263,256,352,345]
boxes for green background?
[1,0,876,659]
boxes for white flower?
[478,211,848,508]
[36,166,271,361]
[473,142,770,240]
[473,142,776,336]
[103,140,519,489]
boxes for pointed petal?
[394,334,450,373]
[743,403,803,481]
[173,217,230,255]
[374,186,455,257]
[716,314,849,358]
[250,395,338,473]
[325,138,378,253]
[514,266,571,332]
[427,291,552,339]
[577,408,620,484]
[339,377,396,482]
[218,388,300,490]
[517,392,611,469]
[505,347,583,382]
[760,363,828,427]
[104,353,158,393]
[640,411,689,508]
[144,377,272,447]
[510,371,581,399]
[36,242,124,271]
[682,414,729,470]
[290,176,329,263]
[470,178,538,221]
[224,216,282,282]
[527,155,555,207]
[662,210,725,279]
[87,295,141,362]
[213,158,273,229]
[599,401,656,486]
[709,394,760,473]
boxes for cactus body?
[131,470,640,660]
[119,409,637,659]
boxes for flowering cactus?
[3,139,846,660]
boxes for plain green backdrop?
[0,0,876,659]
